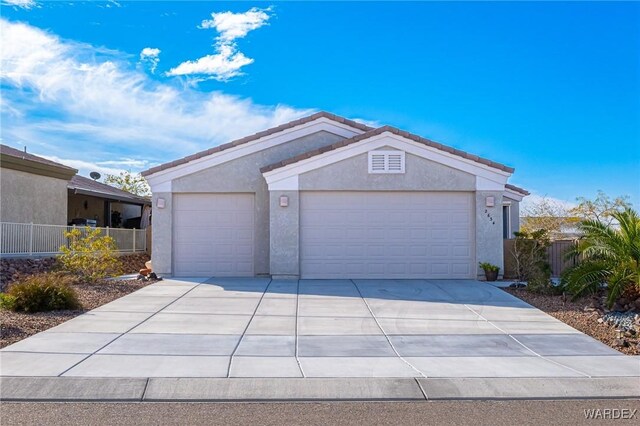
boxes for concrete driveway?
[1,278,638,379]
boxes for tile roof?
[0,144,77,172]
[68,175,150,204]
[141,111,373,177]
[260,125,515,174]
[505,183,530,196]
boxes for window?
[502,204,511,239]
[368,150,405,174]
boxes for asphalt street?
[2,400,639,426]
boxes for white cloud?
[41,155,135,179]
[166,45,252,81]
[0,19,312,176]
[167,7,272,81]
[200,7,272,43]
[2,0,35,9]
[140,47,161,73]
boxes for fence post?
[29,222,34,256]
[133,228,136,252]
[106,226,110,237]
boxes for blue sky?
[1,1,639,209]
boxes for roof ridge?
[141,112,373,177]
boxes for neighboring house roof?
[141,111,373,177]
[68,175,150,205]
[260,125,515,174]
[0,144,78,180]
[505,183,530,196]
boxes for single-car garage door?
[173,193,254,277]
[300,192,474,279]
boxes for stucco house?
[142,112,528,280]
[1,144,77,225]
[1,144,150,228]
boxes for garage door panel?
[173,194,254,277]
[300,192,474,279]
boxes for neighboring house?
[0,144,77,225]
[0,144,150,228]
[68,175,150,228]
[142,112,529,279]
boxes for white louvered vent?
[368,150,405,174]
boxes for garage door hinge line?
[463,303,592,378]
[226,279,273,378]
[350,279,426,379]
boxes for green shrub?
[3,273,81,312]
[0,293,16,310]
[479,262,500,272]
[561,208,640,307]
[58,227,122,282]
[507,229,558,294]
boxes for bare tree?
[570,190,632,227]
[520,196,576,240]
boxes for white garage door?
[173,194,254,277]
[300,192,474,279]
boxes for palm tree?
[561,208,640,307]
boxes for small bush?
[3,273,81,312]
[0,293,16,310]
[479,262,500,272]
[58,227,122,282]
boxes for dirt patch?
[0,279,151,348]
[504,288,639,355]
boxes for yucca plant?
[561,208,640,307]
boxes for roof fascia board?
[146,118,364,189]
[1,156,77,181]
[69,188,150,204]
[263,132,511,188]
[504,188,525,202]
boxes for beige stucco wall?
[152,131,346,276]
[299,149,476,191]
[0,167,69,225]
[151,131,510,279]
[475,191,504,278]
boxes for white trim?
[504,188,525,202]
[146,117,366,191]
[368,150,405,174]
[269,175,298,191]
[476,176,505,191]
[263,132,511,189]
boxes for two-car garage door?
[300,192,474,279]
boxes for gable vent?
[368,150,405,174]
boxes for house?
[0,144,150,228]
[1,144,77,225]
[67,175,150,228]
[142,112,529,279]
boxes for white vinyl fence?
[0,222,147,257]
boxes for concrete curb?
[1,377,638,402]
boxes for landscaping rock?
[0,253,150,292]
[602,311,637,332]
[613,338,629,348]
